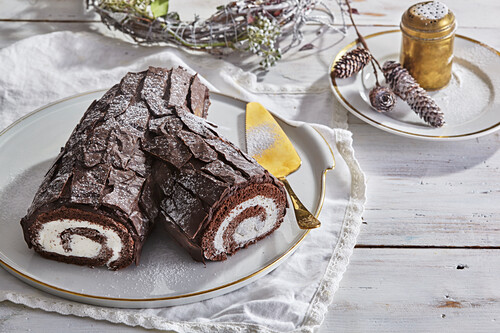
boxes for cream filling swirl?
[213,196,279,255]
[36,219,123,264]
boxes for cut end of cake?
[25,207,134,270]
[201,183,287,261]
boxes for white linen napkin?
[0,31,365,332]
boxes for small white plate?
[0,91,335,308]
[330,30,500,140]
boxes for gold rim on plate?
[0,90,335,303]
[330,29,500,139]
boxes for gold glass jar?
[400,1,456,90]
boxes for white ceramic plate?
[0,91,335,308]
[330,30,500,140]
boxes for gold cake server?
[245,102,321,229]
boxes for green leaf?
[151,0,169,18]
[167,11,180,21]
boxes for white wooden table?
[1,1,499,331]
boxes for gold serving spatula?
[245,102,321,229]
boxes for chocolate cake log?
[145,108,288,262]
[20,66,210,270]
[21,65,287,268]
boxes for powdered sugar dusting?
[246,123,279,159]
[0,159,52,229]
[116,225,195,292]
[429,46,496,125]
[411,1,449,20]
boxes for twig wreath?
[87,0,348,68]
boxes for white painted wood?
[341,0,500,28]
[1,0,500,332]
[1,0,96,21]
[3,0,500,29]
[350,119,500,247]
[321,248,500,332]
[0,249,499,332]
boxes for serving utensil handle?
[279,176,321,229]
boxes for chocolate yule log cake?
[21,66,288,269]
[147,107,288,262]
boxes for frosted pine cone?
[332,47,371,79]
[383,61,444,128]
[369,86,396,113]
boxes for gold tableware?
[400,1,456,90]
[245,102,321,229]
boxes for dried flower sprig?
[247,15,282,68]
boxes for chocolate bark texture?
[21,65,287,269]
[21,66,210,270]
[149,108,288,262]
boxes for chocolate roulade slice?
[20,66,210,269]
[144,107,289,262]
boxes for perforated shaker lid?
[401,1,455,34]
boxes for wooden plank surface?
[323,248,500,332]
[0,249,499,332]
[3,0,500,29]
[345,0,500,28]
[1,0,500,332]
[0,0,96,21]
[351,119,500,247]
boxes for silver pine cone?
[382,61,444,128]
[369,86,396,113]
[332,47,371,79]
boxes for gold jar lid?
[401,1,456,40]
